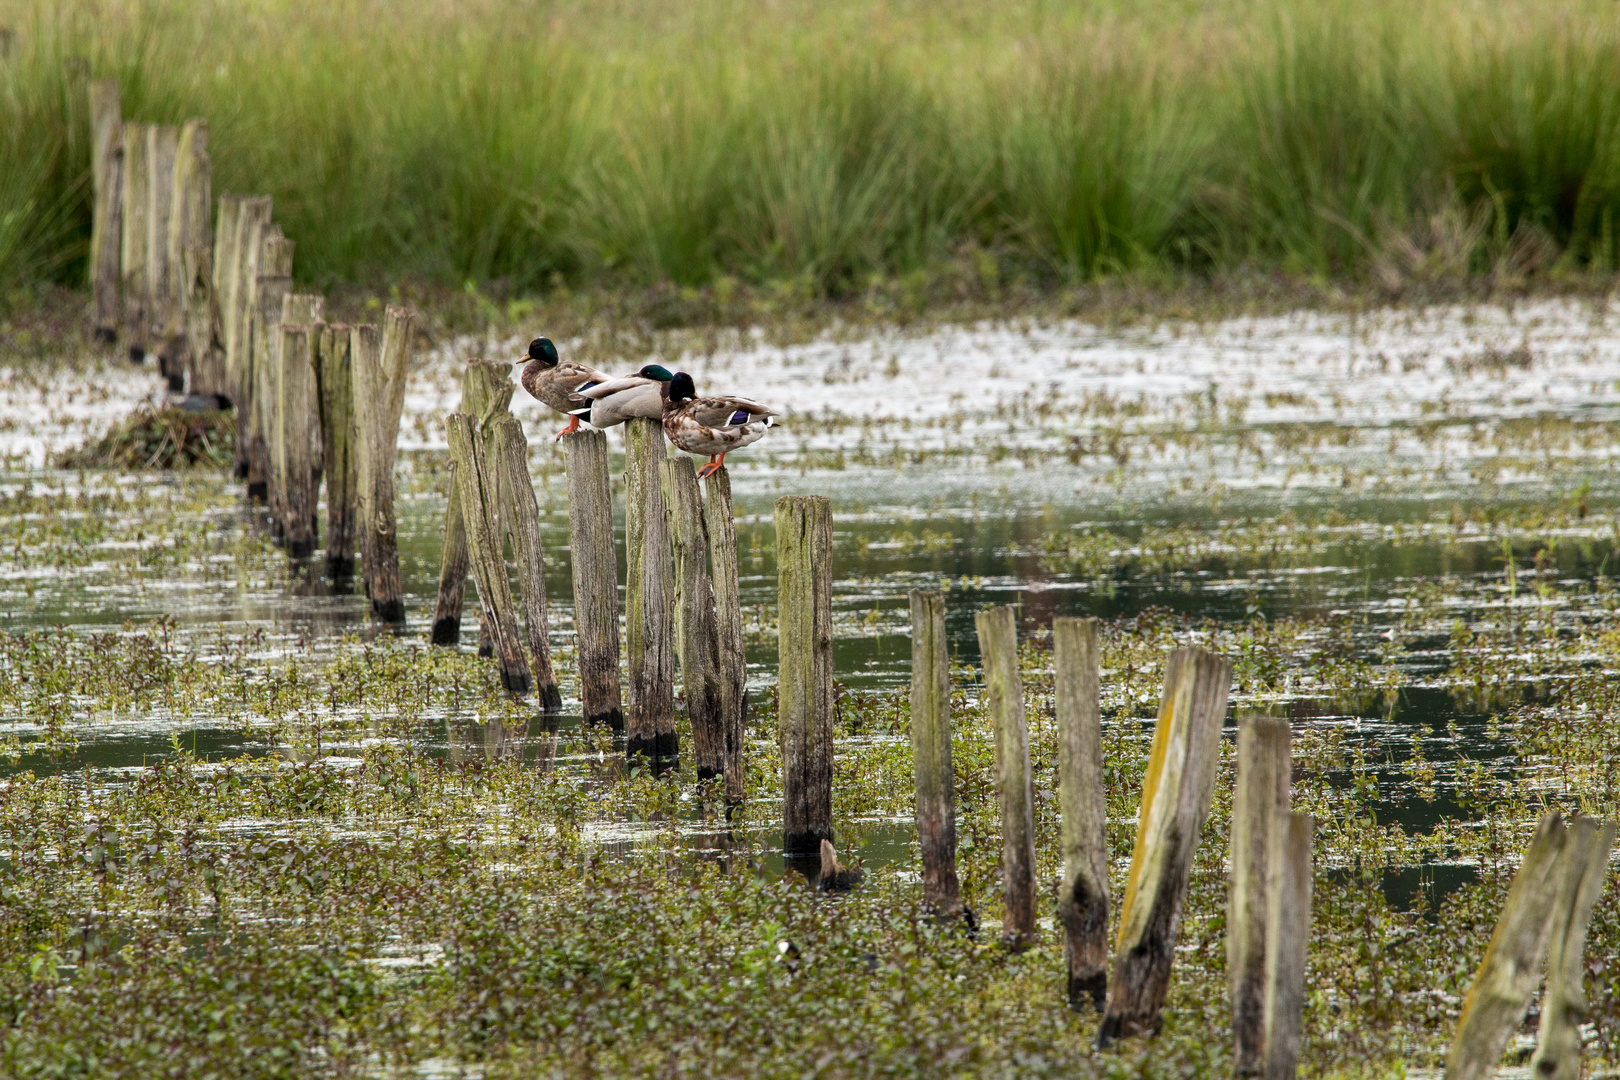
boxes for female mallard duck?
[517,337,613,439]
[653,369,776,479]
[574,363,671,429]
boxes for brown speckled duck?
[643,368,776,479]
[517,337,613,439]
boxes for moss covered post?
[976,605,1036,948]
[351,307,414,624]
[432,360,510,645]
[1229,714,1292,1072]
[563,428,624,733]
[1055,615,1109,1010]
[662,457,725,781]
[909,589,962,919]
[491,413,563,711]
[315,324,356,579]
[1529,816,1617,1080]
[88,78,122,345]
[703,468,748,806]
[118,122,149,360]
[626,417,677,769]
[445,412,531,693]
[1261,811,1312,1080]
[776,495,833,861]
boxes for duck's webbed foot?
[696,454,725,479]
[554,414,582,440]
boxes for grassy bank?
[2,0,1620,302]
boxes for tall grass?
[2,0,1620,298]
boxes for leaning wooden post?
[562,429,624,733]
[909,589,963,918]
[1444,810,1568,1080]
[492,413,563,710]
[625,417,677,768]
[1530,816,1617,1080]
[703,468,748,804]
[431,360,511,646]
[1230,715,1293,1073]
[662,457,726,780]
[145,125,180,388]
[1261,812,1313,1080]
[315,324,357,579]
[1055,615,1109,1010]
[776,495,834,860]
[169,120,216,396]
[274,319,320,558]
[118,123,150,360]
[1098,647,1233,1046]
[446,413,532,693]
[88,78,122,345]
[246,228,293,502]
[351,307,414,623]
[976,605,1036,948]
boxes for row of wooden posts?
[86,79,415,615]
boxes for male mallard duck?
[573,363,672,429]
[647,369,776,479]
[517,337,613,439]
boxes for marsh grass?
[4,0,1620,302]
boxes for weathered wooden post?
[703,469,748,804]
[1230,715,1293,1072]
[226,197,271,476]
[777,494,834,860]
[1261,812,1312,1080]
[662,457,726,780]
[492,413,563,710]
[351,307,414,623]
[561,429,624,732]
[261,287,316,528]
[118,122,149,359]
[976,605,1036,948]
[1444,810,1567,1080]
[169,120,217,397]
[1098,647,1233,1046]
[245,227,292,501]
[431,360,510,645]
[1055,615,1109,1009]
[445,412,531,693]
[145,125,180,387]
[273,311,321,558]
[626,417,677,768]
[211,194,241,393]
[909,589,963,918]
[315,323,357,579]
[88,78,122,345]
[1530,816,1617,1080]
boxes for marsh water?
[6,298,1620,910]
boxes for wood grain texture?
[703,468,748,805]
[662,457,725,780]
[625,417,677,767]
[171,121,219,397]
[1530,816,1617,1080]
[1230,715,1293,1073]
[118,123,149,353]
[224,197,271,468]
[976,605,1035,948]
[492,414,562,711]
[563,429,623,733]
[776,495,834,857]
[909,589,962,918]
[145,124,179,386]
[1261,812,1312,1080]
[1099,647,1233,1045]
[315,323,356,578]
[445,413,530,692]
[431,360,512,644]
[88,79,122,342]
[350,310,413,623]
[273,322,318,557]
[1055,615,1109,1010]
[209,194,240,394]
[247,228,293,502]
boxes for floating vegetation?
[54,405,235,471]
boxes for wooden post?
[432,360,511,645]
[626,417,677,768]
[562,429,623,733]
[1530,816,1617,1080]
[1230,715,1293,1072]
[169,120,217,397]
[118,123,149,359]
[776,494,833,858]
[351,307,414,623]
[145,125,180,388]
[226,197,271,476]
[211,194,241,396]
[976,605,1036,948]
[703,468,748,803]
[88,79,122,345]
[1261,812,1312,1080]
[909,589,962,918]
[273,317,320,558]
[1099,647,1233,1046]
[246,226,292,501]
[315,323,356,579]
[662,457,726,780]
[492,414,563,710]
[1444,810,1567,1080]
[446,413,531,693]
[258,280,311,524]
[1055,615,1109,1010]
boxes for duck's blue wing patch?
[728,409,751,426]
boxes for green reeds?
[3,0,1620,298]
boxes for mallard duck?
[817,839,864,893]
[646,369,776,479]
[517,337,613,439]
[574,363,672,429]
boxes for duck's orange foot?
[695,456,723,480]
[554,414,582,440]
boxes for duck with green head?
[639,366,777,478]
[573,363,672,429]
[517,337,614,439]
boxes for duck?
[817,839,864,893]
[573,363,672,429]
[642,368,776,479]
[517,337,613,439]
